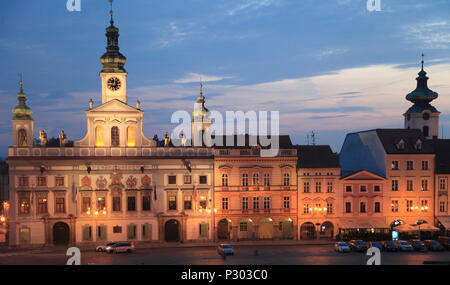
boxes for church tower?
[100,0,127,104]
[404,55,440,139]
[11,75,34,147]
[191,82,211,147]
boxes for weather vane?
[421,53,425,70]
[18,73,23,92]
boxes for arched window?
[18,129,27,147]
[111,126,120,146]
[283,173,290,186]
[252,173,259,185]
[95,126,104,147]
[242,173,249,186]
[127,126,135,147]
[263,173,270,186]
[423,126,429,137]
[222,174,228,187]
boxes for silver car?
[217,244,234,256]
[106,242,135,253]
[96,242,117,252]
[334,242,351,253]
[395,240,414,252]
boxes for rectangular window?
[19,197,30,215]
[326,203,333,214]
[440,178,447,191]
[183,195,192,210]
[406,200,413,212]
[315,182,321,193]
[263,174,270,186]
[374,185,381,192]
[303,182,310,193]
[421,200,429,212]
[37,176,47,187]
[127,196,136,211]
[55,197,65,213]
[97,197,106,211]
[82,226,92,241]
[168,175,177,185]
[407,180,414,191]
[97,226,107,241]
[82,197,91,212]
[199,223,208,238]
[142,224,152,240]
[127,224,136,240]
[345,185,352,193]
[421,179,429,191]
[327,182,333,193]
[360,185,367,192]
[345,202,351,213]
[360,202,366,213]
[183,175,192,185]
[168,195,177,210]
[253,197,259,209]
[304,204,310,214]
[239,222,248,232]
[407,161,414,170]
[283,196,290,209]
[37,197,48,214]
[113,226,122,234]
[222,197,229,210]
[440,201,446,212]
[391,200,399,213]
[19,176,29,187]
[242,197,249,210]
[55,176,65,187]
[19,228,30,244]
[112,197,121,212]
[374,202,381,213]
[142,195,151,211]
[263,197,270,210]
[199,175,207,184]
[422,161,429,170]
[391,161,399,170]
[392,180,399,191]
[199,196,207,209]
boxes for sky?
[1,0,450,158]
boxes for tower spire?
[109,0,114,26]
[12,73,33,120]
[421,53,424,71]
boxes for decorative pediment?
[341,170,385,181]
[218,164,233,170]
[279,164,294,169]
[89,99,141,113]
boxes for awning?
[438,217,450,229]
[339,219,388,229]
[412,223,440,232]
[393,224,416,232]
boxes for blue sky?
[1,0,450,157]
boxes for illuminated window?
[127,126,135,147]
[19,197,30,215]
[111,126,120,146]
[95,126,104,147]
[38,197,48,214]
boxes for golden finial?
[18,73,23,93]
[200,78,203,96]
[109,0,114,25]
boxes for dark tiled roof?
[375,129,434,154]
[296,145,340,168]
[213,135,294,149]
[430,139,450,174]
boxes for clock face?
[107,77,121,91]
[422,112,430,120]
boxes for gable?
[89,99,142,113]
[341,170,385,181]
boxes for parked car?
[96,242,117,252]
[381,241,399,252]
[438,237,450,250]
[217,244,234,256]
[395,240,414,252]
[410,240,426,251]
[106,242,135,254]
[367,241,383,251]
[348,240,368,252]
[424,240,445,252]
[335,242,351,253]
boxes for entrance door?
[53,222,70,245]
[218,219,231,240]
[165,220,180,242]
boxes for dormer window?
[415,139,422,151]
[396,139,405,150]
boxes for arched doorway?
[320,221,334,239]
[217,219,232,240]
[300,222,315,240]
[238,218,253,240]
[280,218,294,239]
[165,219,180,242]
[53,222,70,245]
[258,218,274,239]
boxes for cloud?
[316,48,349,59]
[402,20,450,49]
[174,73,233,84]
[225,0,280,16]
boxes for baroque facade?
[5,8,450,247]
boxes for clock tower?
[100,1,127,104]
[404,55,440,139]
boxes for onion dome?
[100,1,127,73]
[192,82,210,118]
[12,78,33,120]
